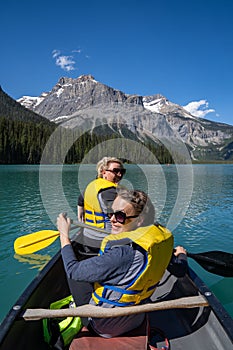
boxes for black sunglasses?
[106,168,126,175]
[107,210,139,224]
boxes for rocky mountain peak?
[57,74,96,86]
[16,75,233,161]
[18,75,145,121]
[77,74,96,82]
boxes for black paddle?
[187,251,233,277]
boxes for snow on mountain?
[143,95,196,120]
[17,92,48,110]
[16,74,233,161]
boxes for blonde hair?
[96,157,124,178]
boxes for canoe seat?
[69,317,148,350]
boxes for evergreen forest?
[0,115,176,164]
[0,86,181,164]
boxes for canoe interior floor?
[149,307,233,349]
[149,272,233,349]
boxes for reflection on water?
[14,253,51,271]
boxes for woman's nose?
[110,213,116,222]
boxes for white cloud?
[183,99,215,118]
[55,55,75,71]
[52,49,61,58]
[52,49,77,71]
[52,48,89,72]
[72,49,82,54]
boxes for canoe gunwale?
[188,268,233,343]
[0,250,62,344]
[0,237,233,348]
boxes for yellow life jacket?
[92,224,174,306]
[84,178,117,228]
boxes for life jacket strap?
[93,291,136,306]
[85,210,108,224]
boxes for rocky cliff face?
[18,75,143,121]
[17,75,233,160]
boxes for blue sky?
[1,0,233,125]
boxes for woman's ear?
[136,215,144,227]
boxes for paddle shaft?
[22,295,208,321]
[19,221,108,249]
[15,221,233,277]
[14,221,108,255]
[71,220,108,234]
[72,224,233,276]
[16,224,80,250]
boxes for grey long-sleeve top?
[62,243,145,337]
[61,243,187,337]
[62,243,138,286]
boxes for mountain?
[0,87,56,164]
[0,86,53,124]
[17,75,233,161]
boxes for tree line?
[0,116,179,164]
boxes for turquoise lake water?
[0,164,233,323]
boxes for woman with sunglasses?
[77,157,126,249]
[57,188,187,340]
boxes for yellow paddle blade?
[14,230,60,255]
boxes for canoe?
[0,232,233,349]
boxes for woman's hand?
[174,246,187,256]
[57,213,71,248]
